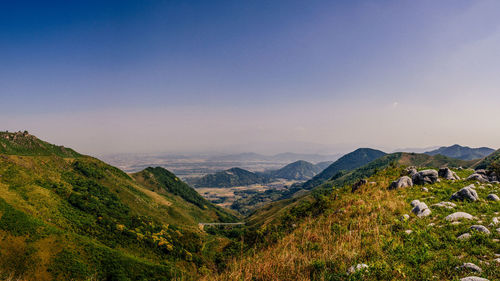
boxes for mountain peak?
[0,131,81,157]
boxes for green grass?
[0,152,237,280]
[213,166,500,280]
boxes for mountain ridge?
[425,144,495,160]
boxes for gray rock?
[347,263,369,274]
[492,217,499,225]
[412,169,439,185]
[439,167,460,180]
[467,173,489,183]
[404,229,413,234]
[470,225,490,235]
[406,167,418,177]
[445,212,474,221]
[475,169,488,175]
[486,194,500,201]
[457,233,471,240]
[389,176,413,190]
[411,200,431,217]
[451,185,479,201]
[411,200,421,207]
[432,201,456,209]
[460,277,489,281]
[497,228,500,234]
[456,263,482,272]
[421,187,429,192]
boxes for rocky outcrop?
[486,194,499,201]
[406,167,418,177]
[432,201,456,209]
[411,200,431,217]
[439,167,460,180]
[457,233,471,240]
[450,185,479,201]
[412,169,438,185]
[467,169,498,183]
[467,173,489,183]
[470,225,490,235]
[445,212,474,221]
[455,263,482,272]
[389,176,413,190]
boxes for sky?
[2,0,500,156]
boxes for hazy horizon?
[3,0,500,156]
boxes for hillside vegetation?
[0,132,238,280]
[192,167,268,188]
[0,131,80,157]
[300,148,387,190]
[211,164,500,280]
[267,160,321,180]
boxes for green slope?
[216,164,500,281]
[131,167,238,224]
[0,133,237,280]
[247,152,474,228]
[475,149,500,169]
[0,131,80,157]
[193,167,268,188]
[300,148,387,190]
[269,160,320,180]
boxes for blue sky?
[2,0,500,155]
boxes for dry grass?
[207,177,408,281]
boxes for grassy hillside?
[192,167,268,188]
[268,160,321,180]
[475,149,500,170]
[0,131,80,157]
[300,148,387,190]
[212,165,500,280]
[131,167,238,224]
[0,133,238,280]
[325,152,474,188]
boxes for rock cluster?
[467,169,498,183]
[412,169,439,185]
[389,176,413,190]
[450,185,479,201]
[411,200,431,217]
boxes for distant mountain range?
[191,160,330,187]
[207,152,340,163]
[425,144,495,160]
